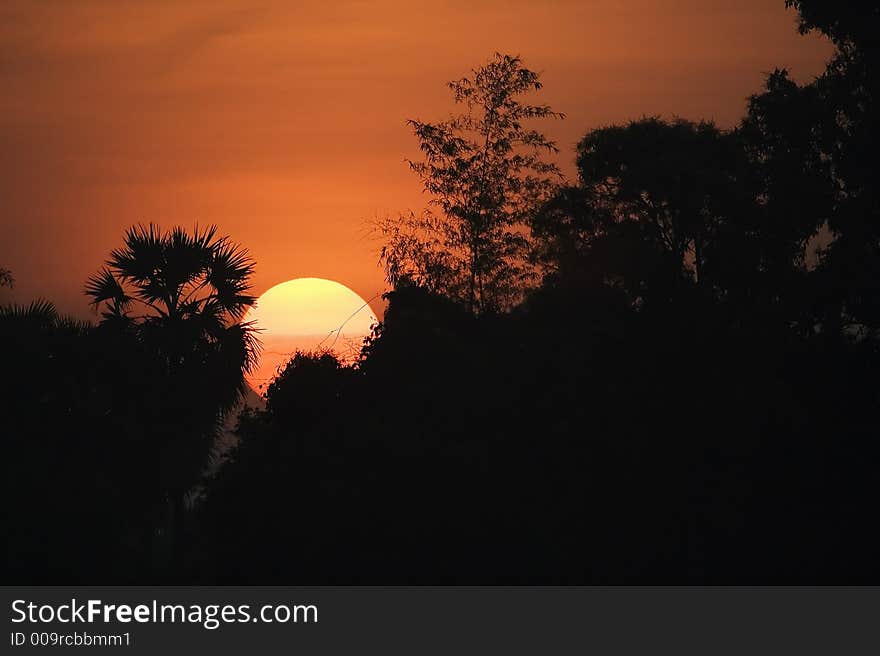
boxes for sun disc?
[245,278,377,393]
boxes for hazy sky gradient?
[0,1,832,316]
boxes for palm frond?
[206,238,257,317]
[0,299,58,324]
[185,298,227,338]
[55,315,93,336]
[164,225,214,295]
[85,268,132,311]
[110,224,165,283]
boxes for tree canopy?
[378,53,563,314]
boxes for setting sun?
[4,0,875,599]
[245,278,377,392]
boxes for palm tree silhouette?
[86,224,258,405]
[85,224,259,567]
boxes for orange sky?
[0,1,832,317]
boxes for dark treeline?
[3,1,878,583]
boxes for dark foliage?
[192,279,877,583]
[193,16,879,581]
[84,224,259,502]
[2,302,167,581]
[377,53,563,314]
[4,5,879,583]
[4,226,258,583]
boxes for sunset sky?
[0,0,832,317]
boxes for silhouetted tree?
[1,300,167,582]
[786,0,880,51]
[695,2,876,343]
[0,298,86,332]
[534,118,764,312]
[378,53,563,314]
[0,267,12,288]
[783,0,880,341]
[85,224,259,559]
[86,223,258,406]
[735,68,836,333]
[740,69,833,257]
